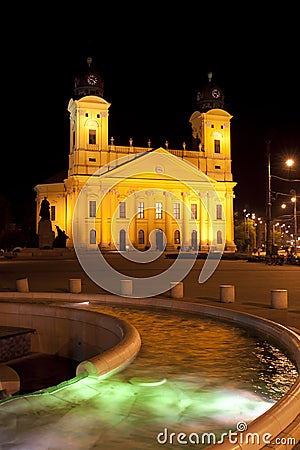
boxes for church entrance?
[119,229,126,251]
[156,229,165,251]
[191,230,198,250]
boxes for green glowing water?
[0,304,298,450]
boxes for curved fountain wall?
[0,299,141,378]
[0,292,299,449]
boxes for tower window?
[216,204,222,220]
[89,129,96,144]
[214,140,220,153]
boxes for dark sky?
[2,13,300,222]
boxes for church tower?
[67,57,111,177]
[189,72,233,182]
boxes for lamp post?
[291,189,297,255]
[266,140,272,256]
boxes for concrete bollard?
[271,289,288,309]
[16,278,29,293]
[120,280,133,297]
[69,278,82,294]
[220,284,235,303]
[170,281,183,299]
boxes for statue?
[38,197,54,249]
[53,226,69,248]
[39,197,50,220]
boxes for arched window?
[90,229,96,244]
[217,230,222,244]
[138,229,144,244]
[174,229,180,244]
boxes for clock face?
[87,74,98,85]
[211,88,221,99]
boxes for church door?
[120,229,126,251]
[156,229,164,251]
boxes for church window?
[51,206,56,221]
[156,202,163,219]
[138,229,145,244]
[138,202,144,218]
[90,229,96,244]
[216,204,222,220]
[119,201,126,218]
[191,203,197,219]
[89,129,96,144]
[217,230,222,244]
[89,201,96,217]
[214,140,220,153]
[173,203,180,219]
[174,229,180,244]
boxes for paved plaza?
[0,253,299,331]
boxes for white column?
[181,192,190,250]
[164,191,173,248]
[199,192,208,251]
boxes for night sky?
[2,13,299,223]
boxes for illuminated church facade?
[34,59,237,252]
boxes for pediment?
[94,147,217,187]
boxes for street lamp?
[291,189,298,255]
[266,141,272,256]
[266,145,298,256]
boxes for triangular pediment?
[94,147,217,187]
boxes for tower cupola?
[196,72,224,112]
[74,56,104,99]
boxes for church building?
[34,58,237,253]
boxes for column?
[146,190,155,247]
[128,190,137,248]
[164,191,173,249]
[100,188,110,249]
[181,192,190,250]
[199,192,208,251]
[225,193,236,251]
